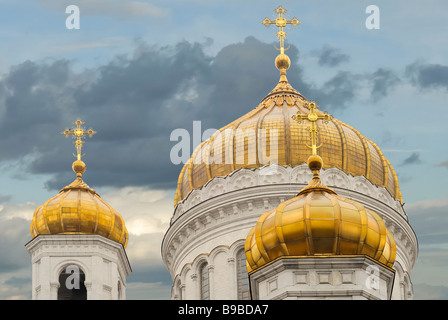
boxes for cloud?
[0,202,41,299]
[0,36,392,192]
[310,71,359,110]
[101,186,172,236]
[0,40,214,190]
[317,45,350,67]
[406,61,448,91]
[369,68,400,101]
[0,216,31,273]
[400,152,422,166]
[0,275,31,300]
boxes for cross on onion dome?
[292,101,332,156]
[62,119,97,161]
[261,5,301,54]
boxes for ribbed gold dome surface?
[174,75,402,206]
[30,161,129,248]
[244,155,396,273]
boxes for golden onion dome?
[31,120,128,248]
[244,154,396,273]
[174,54,402,206]
[30,160,129,248]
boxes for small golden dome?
[30,161,129,248]
[244,155,396,273]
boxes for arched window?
[236,250,250,300]
[57,265,87,300]
[200,263,210,300]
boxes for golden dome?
[174,66,402,206]
[30,161,129,248]
[244,155,396,273]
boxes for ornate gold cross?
[292,102,332,155]
[261,6,301,54]
[62,119,97,160]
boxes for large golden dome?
[174,59,402,207]
[31,120,128,248]
[244,155,396,273]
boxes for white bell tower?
[26,234,131,300]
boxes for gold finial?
[62,119,96,177]
[292,101,332,156]
[261,6,301,55]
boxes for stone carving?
[291,165,312,184]
[229,170,257,190]
[175,165,403,216]
[206,178,227,198]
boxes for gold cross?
[261,6,301,54]
[62,119,97,160]
[292,101,332,155]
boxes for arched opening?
[57,265,87,300]
[200,263,210,300]
[236,250,250,300]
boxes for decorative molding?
[173,165,405,221]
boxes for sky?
[0,0,447,300]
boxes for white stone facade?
[25,234,131,300]
[162,165,418,300]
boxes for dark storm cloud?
[310,71,358,110]
[0,217,30,272]
[406,62,448,91]
[1,40,214,190]
[400,152,422,166]
[0,36,369,191]
[317,45,350,67]
[369,68,400,101]
[0,60,72,162]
